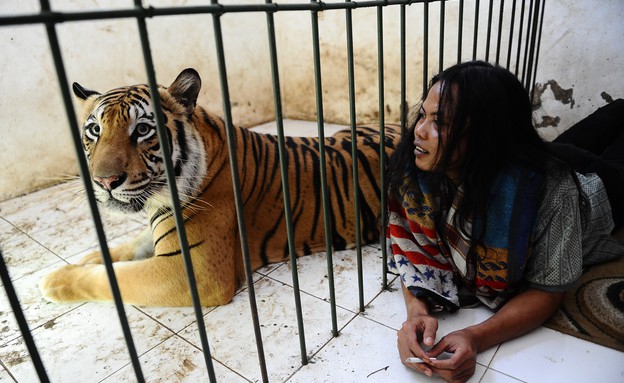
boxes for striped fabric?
[387,167,544,311]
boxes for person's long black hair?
[387,61,558,241]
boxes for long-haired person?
[386,60,624,382]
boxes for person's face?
[413,82,462,182]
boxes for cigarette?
[405,357,437,363]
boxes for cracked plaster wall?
[532,0,624,141]
[1,0,622,199]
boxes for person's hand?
[427,329,480,382]
[397,313,439,377]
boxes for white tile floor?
[1,121,623,382]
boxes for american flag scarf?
[387,167,544,311]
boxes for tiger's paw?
[77,251,104,265]
[39,264,97,303]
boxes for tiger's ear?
[72,82,100,101]
[168,68,201,113]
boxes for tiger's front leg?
[39,240,238,307]
[77,228,153,265]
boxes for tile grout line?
[0,303,88,383]
[281,276,401,382]
[258,249,396,318]
[0,358,18,383]
[242,262,367,383]
[281,309,362,383]
[171,332,254,383]
[0,302,88,348]
[96,304,252,383]
[479,366,528,383]
[96,334,172,383]
[477,343,529,383]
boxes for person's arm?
[427,288,565,382]
[402,282,430,319]
[397,283,440,377]
[465,288,564,351]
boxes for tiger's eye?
[86,123,101,138]
[136,123,152,136]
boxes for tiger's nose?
[93,173,127,191]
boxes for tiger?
[38,68,401,307]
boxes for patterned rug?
[544,254,624,352]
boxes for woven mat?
[544,254,624,352]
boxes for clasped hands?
[397,313,480,383]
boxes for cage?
[0,0,582,382]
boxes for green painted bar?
[423,1,429,98]
[210,0,272,379]
[530,0,546,100]
[521,0,535,86]
[400,4,407,132]
[485,0,494,61]
[495,0,505,65]
[0,0,440,27]
[507,0,517,70]
[378,4,389,290]
[458,0,464,64]
[473,0,480,60]
[266,0,309,369]
[310,0,340,338]
[0,250,50,382]
[515,0,526,76]
[439,0,445,73]
[345,0,365,313]
[39,0,146,380]
[134,0,216,380]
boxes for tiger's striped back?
[222,120,400,268]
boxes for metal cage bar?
[345,0,366,313]
[494,0,505,65]
[439,0,446,73]
[378,3,389,290]
[400,4,408,132]
[422,1,429,100]
[521,0,535,85]
[0,250,50,383]
[134,1,219,381]
[506,0,517,70]
[485,0,494,61]
[0,1,546,382]
[209,0,274,378]
[525,0,543,95]
[515,0,527,76]
[310,0,340,339]
[530,0,546,102]
[457,0,465,63]
[472,0,481,59]
[39,0,147,381]
[265,0,309,371]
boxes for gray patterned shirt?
[525,171,624,292]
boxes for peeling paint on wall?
[532,80,577,129]
[536,115,561,128]
[534,80,575,109]
[601,91,614,103]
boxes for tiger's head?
[72,69,207,214]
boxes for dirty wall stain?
[601,91,614,103]
[534,80,576,108]
[533,80,576,128]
